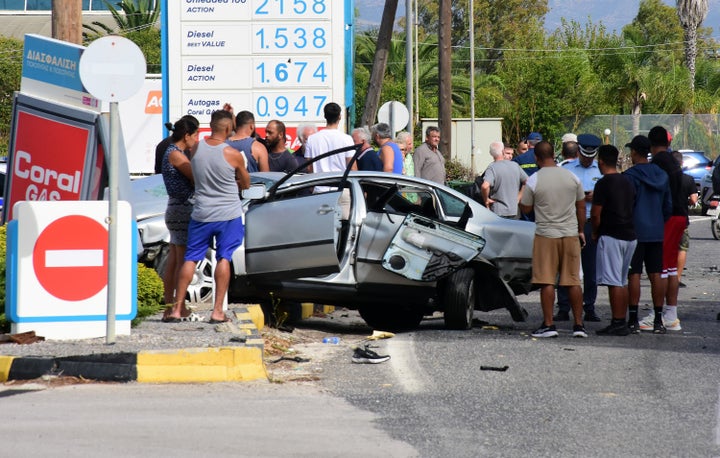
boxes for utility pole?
[438,0,452,159]
[405,0,413,137]
[52,0,83,44]
[361,0,399,128]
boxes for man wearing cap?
[636,126,687,332]
[513,132,543,176]
[623,134,671,333]
[554,133,603,322]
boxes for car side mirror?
[242,184,267,200]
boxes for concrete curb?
[0,304,267,384]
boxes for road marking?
[387,338,426,393]
[45,249,104,268]
[716,385,720,446]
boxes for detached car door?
[244,191,342,280]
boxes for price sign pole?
[79,36,146,344]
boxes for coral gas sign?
[5,110,93,221]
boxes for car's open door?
[243,191,342,280]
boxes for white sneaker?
[638,312,682,331]
[663,318,682,331]
[638,312,656,331]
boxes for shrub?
[445,158,474,182]
[133,262,164,326]
[0,222,164,332]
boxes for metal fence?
[571,114,720,160]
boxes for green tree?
[354,31,470,127]
[84,0,160,38]
[415,0,548,73]
[677,0,709,92]
[0,36,23,156]
[83,0,161,74]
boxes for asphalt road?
[317,215,720,457]
[2,216,719,457]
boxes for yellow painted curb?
[244,304,265,330]
[136,347,267,383]
[301,302,314,319]
[0,356,14,382]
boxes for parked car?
[679,150,713,191]
[228,153,534,331]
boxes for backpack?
[469,174,486,206]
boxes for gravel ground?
[0,302,252,358]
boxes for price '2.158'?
[255,0,328,16]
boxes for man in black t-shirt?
[591,145,637,336]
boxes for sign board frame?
[161,0,355,142]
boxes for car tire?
[358,305,424,332]
[442,267,475,330]
[712,218,720,241]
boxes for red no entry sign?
[32,215,108,301]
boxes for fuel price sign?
[163,0,353,131]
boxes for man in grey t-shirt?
[166,110,250,324]
[481,141,527,219]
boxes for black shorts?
[629,241,663,275]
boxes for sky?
[356,0,720,36]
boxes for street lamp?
[603,128,612,145]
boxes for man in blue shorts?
[166,110,251,323]
[591,145,637,336]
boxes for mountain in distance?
[356,0,719,35]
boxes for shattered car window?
[435,188,467,217]
[361,181,436,218]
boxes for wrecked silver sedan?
[230,147,535,331]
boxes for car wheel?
[442,267,475,330]
[358,305,424,332]
[712,218,720,241]
[187,249,214,303]
[153,244,214,303]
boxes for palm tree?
[83,0,160,40]
[677,0,709,92]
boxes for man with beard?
[265,120,297,173]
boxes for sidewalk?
[0,303,267,384]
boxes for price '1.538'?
[254,25,329,52]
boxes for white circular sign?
[79,36,146,102]
[377,101,410,133]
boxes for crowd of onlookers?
[481,127,695,338]
[154,97,696,338]
[153,101,452,324]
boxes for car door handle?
[317,205,334,215]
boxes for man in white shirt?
[305,102,356,174]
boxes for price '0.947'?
[255,94,328,119]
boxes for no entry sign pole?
[107,101,120,343]
[80,36,146,344]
